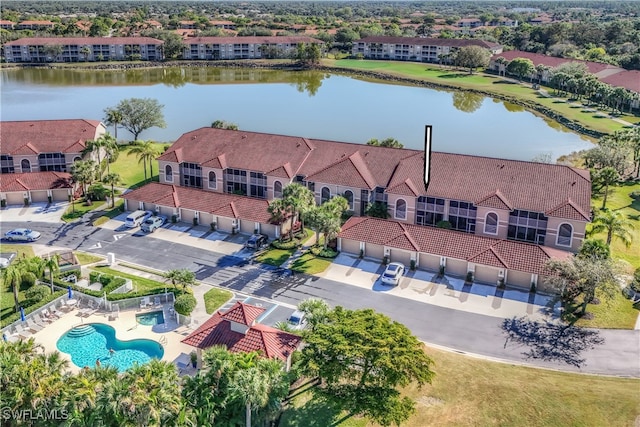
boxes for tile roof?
[182,302,302,360]
[122,182,273,223]
[183,36,323,45]
[1,119,103,155]
[339,217,572,275]
[221,301,265,325]
[0,171,72,191]
[356,36,502,50]
[5,37,163,46]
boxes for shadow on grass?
[592,115,608,119]
[437,73,471,79]
[281,391,357,427]
[552,100,566,103]
[502,316,604,367]
[492,80,518,85]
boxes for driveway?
[0,202,68,223]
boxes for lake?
[0,66,593,161]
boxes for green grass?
[290,253,332,275]
[281,346,640,427]
[203,288,233,314]
[589,181,640,270]
[90,265,183,295]
[0,245,36,322]
[92,200,125,226]
[326,59,633,135]
[255,248,296,266]
[109,145,161,188]
[62,199,106,222]
[74,252,104,265]
[571,290,639,329]
[0,244,35,259]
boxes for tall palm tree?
[596,167,619,210]
[129,140,159,181]
[71,160,98,198]
[103,108,123,140]
[44,254,60,293]
[267,199,293,238]
[2,264,24,313]
[282,183,316,237]
[590,209,635,247]
[101,133,119,175]
[102,172,121,208]
[231,367,270,427]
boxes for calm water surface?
[0,67,592,161]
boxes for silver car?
[141,215,167,233]
[4,228,41,242]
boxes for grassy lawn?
[62,199,107,222]
[0,244,35,259]
[255,248,296,266]
[90,266,183,295]
[92,200,125,226]
[110,145,159,188]
[290,253,332,275]
[281,347,640,427]
[0,245,36,323]
[203,288,233,314]
[571,290,639,329]
[589,181,640,270]
[325,59,633,135]
[75,251,104,265]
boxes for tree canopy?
[108,98,166,140]
[454,45,491,74]
[507,57,535,81]
[366,137,403,148]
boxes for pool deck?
[30,304,195,374]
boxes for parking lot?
[0,202,68,223]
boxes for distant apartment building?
[3,37,164,63]
[352,36,502,63]
[209,20,236,30]
[182,36,323,60]
[0,20,15,30]
[16,20,55,30]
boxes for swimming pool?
[56,323,164,372]
[136,310,165,326]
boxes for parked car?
[4,228,41,242]
[124,210,153,228]
[245,234,268,249]
[141,215,167,233]
[287,310,307,330]
[380,262,405,286]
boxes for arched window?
[321,187,331,204]
[21,159,31,173]
[165,165,173,182]
[557,223,573,247]
[395,199,407,220]
[208,171,217,189]
[484,212,498,234]
[274,181,283,198]
[344,190,354,211]
[73,156,81,163]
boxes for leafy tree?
[578,239,610,260]
[211,120,238,130]
[71,160,98,198]
[507,57,535,81]
[301,307,435,426]
[87,183,109,202]
[454,45,491,74]
[590,209,634,247]
[594,167,619,210]
[103,108,123,140]
[2,264,24,313]
[142,29,184,59]
[295,42,321,65]
[173,294,197,316]
[366,137,403,148]
[366,201,389,219]
[129,140,160,181]
[583,133,631,176]
[109,98,166,140]
[297,297,330,331]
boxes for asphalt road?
[3,221,639,377]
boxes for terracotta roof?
[5,37,164,46]
[182,302,302,361]
[0,172,72,192]
[122,182,273,223]
[339,217,573,275]
[1,119,103,155]
[183,36,323,45]
[356,36,501,50]
[221,301,265,325]
[599,70,640,93]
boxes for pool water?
[136,310,165,326]
[56,323,164,372]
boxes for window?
[38,152,66,172]
[180,162,202,188]
[508,209,547,244]
[224,168,247,195]
[557,223,572,247]
[165,165,173,182]
[0,155,14,173]
[343,190,354,211]
[484,212,498,234]
[395,199,407,220]
[321,187,331,204]
[21,159,31,173]
[274,181,282,198]
[448,200,477,233]
[208,171,217,189]
[249,171,267,198]
[416,196,445,226]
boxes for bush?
[629,190,640,200]
[24,285,51,305]
[174,294,197,316]
[21,272,37,288]
[272,239,299,250]
[310,246,338,258]
[0,290,65,328]
[436,220,451,229]
[171,214,177,223]
[465,271,474,283]
[210,222,217,231]
[439,265,445,276]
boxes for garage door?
[507,270,531,289]
[390,249,412,266]
[340,239,361,256]
[260,223,277,239]
[239,219,255,234]
[474,266,499,285]
[418,253,440,272]
[52,189,69,202]
[199,213,214,229]
[365,243,384,261]
[445,258,467,277]
[160,206,175,219]
[31,191,48,203]
[217,216,234,233]
[143,202,155,211]
[5,192,25,205]
[180,208,195,224]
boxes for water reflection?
[452,92,484,113]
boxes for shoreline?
[3,60,605,140]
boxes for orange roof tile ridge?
[171,185,181,207]
[217,153,227,169]
[404,178,420,196]
[397,222,420,251]
[14,178,29,190]
[347,151,377,189]
[229,201,239,218]
[24,142,39,154]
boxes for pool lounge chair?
[140,297,150,309]
[153,297,161,307]
[48,305,62,319]
[26,319,44,333]
[80,301,99,317]
[14,324,32,339]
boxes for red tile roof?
[0,171,72,191]
[1,119,103,155]
[183,36,322,45]
[221,301,265,325]
[182,302,302,360]
[5,37,163,46]
[356,36,501,50]
[122,182,273,223]
[339,217,572,275]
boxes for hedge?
[1,290,66,328]
[174,294,197,316]
[309,246,339,258]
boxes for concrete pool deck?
[29,304,195,374]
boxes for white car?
[4,228,41,242]
[141,215,167,233]
[287,310,307,330]
[380,262,405,286]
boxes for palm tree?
[578,239,610,260]
[2,264,24,313]
[268,198,293,239]
[596,167,619,210]
[164,269,194,290]
[101,133,119,175]
[83,134,118,178]
[103,108,123,140]
[102,172,121,208]
[129,140,159,181]
[590,209,635,247]
[231,367,270,427]
[44,254,60,293]
[282,183,316,237]
[71,160,98,199]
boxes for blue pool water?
[136,310,165,326]
[56,323,164,372]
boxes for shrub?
[465,271,473,283]
[272,239,299,250]
[438,265,445,276]
[210,222,217,231]
[21,272,37,288]
[410,259,416,271]
[25,284,51,303]
[436,220,451,229]
[171,214,177,223]
[629,190,640,200]
[0,290,66,328]
[310,246,338,258]
[174,294,197,316]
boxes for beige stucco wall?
[474,206,509,239]
[312,182,361,214]
[158,160,179,184]
[544,217,586,252]
[201,166,223,193]
[386,193,415,224]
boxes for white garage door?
[390,249,412,266]
[143,202,155,211]
[160,206,175,219]
[217,216,234,233]
[507,270,532,289]
[240,219,255,235]
[419,253,440,272]
[52,189,69,202]
[445,258,467,277]
[180,208,196,224]
[5,192,25,205]
[365,243,384,261]
[474,266,499,285]
[31,191,48,203]
[260,223,277,239]
[200,213,214,229]
[340,239,361,256]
